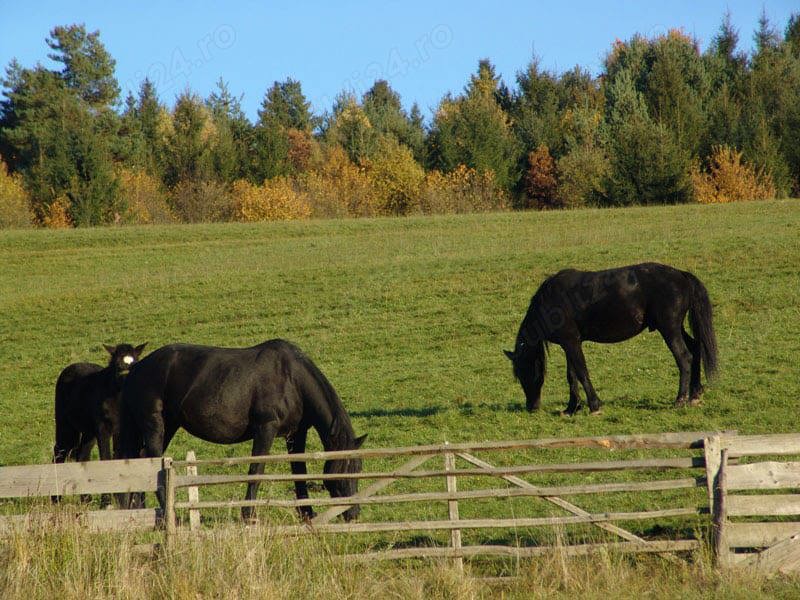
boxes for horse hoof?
[688,397,703,407]
[590,408,602,416]
[560,410,575,417]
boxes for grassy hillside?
[2,200,798,465]
[1,200,800,596]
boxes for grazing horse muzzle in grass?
[505,263,718,415]
[119,338,367,522]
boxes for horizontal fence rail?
[170,431,727,469]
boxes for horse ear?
[503,349,515,361]
[103,344,116,355]
[353,434,367,449]
[135,342,148,355]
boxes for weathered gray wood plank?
[740,534,800,573]
[173,431,726,467]
[0,458,163,498]
[725,462,800,490]
[723,434,800,457]
[339,540,700,561]
[728,494,800,517]
[727,522,800,548]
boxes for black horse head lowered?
[119,339,367,521]
[505,263,717,415]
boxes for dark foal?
[53,343,147,502]
[505,263,718,415]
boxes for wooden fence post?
[185,450,200,531]
[162,457,176,548]
[444,442,463,572]
[712,448,729,568]
[704,435,721,510]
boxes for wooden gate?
[166,431,724,562]
[707,433,800,573]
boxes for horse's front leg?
[562,341,602,414]
[562,360,584,416]
[287,427,315,521]
[242,422,278,522]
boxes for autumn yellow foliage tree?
[41,195,73,229]
[366,136,425,215]
[117,167,174,224]
[231,178,311,222]
[420,165,507,214]
[302,147,378,218]
[0,159,33,228]
[692,145,776,203]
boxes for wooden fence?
[164,431,724,563]
[708,433,800,573]
[5,430,800,573]
[0,457,162,532]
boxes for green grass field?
[1,200,800,596]
[2,200,798,464]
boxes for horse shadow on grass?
[485,396,674,415]
[350,406,443,419]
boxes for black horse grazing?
[119,339,367,521]
[53,343,147,502]
[505,263,718,415]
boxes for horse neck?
[100,364,123,391]
[299,360,355,452]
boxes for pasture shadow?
[626,396,673,411]
[350,406,442,419]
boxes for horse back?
[123,340,305,444]
[530,263,693,343]
[55,362,107,429]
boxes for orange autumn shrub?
[692,145,776,204]
[117,167,174,224]
[231,178,311,222]
[523,144,559,209]
[420,165,507,214]
[302,147,379,218]
[41,195,72,229]
[0,159,34,228]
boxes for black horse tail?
[685,272,718,380]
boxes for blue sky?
[1,1,797,121]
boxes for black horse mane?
[291,345,356,449]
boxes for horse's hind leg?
[287,427,315,520]
[562,361,584,416]
[682,329,703,403]
[661,327,692,407]
[242,422,278,522]
[562,341,602,414]
[52,424,80,503]
[96,428,111,506]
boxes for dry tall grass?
[2,508,799,600]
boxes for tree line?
[1,12,799,228]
